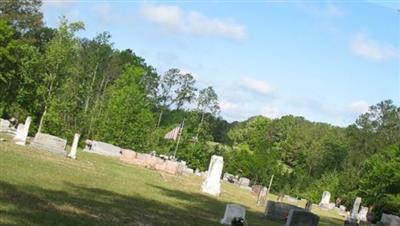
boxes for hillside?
[0,134,344,226]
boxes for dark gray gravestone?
[264,201,302,221]
[285,209,319,226]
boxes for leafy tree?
[0,0,43,37]
[37,17,84,133]
[174,72,197,110]
[359,145,400,217]
[94,65,155,151]
[196,86,220,139]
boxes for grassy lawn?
[0,134,344,226]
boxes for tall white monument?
[14,117,31,146]
[202,155,223,196]
[67,133,80,159]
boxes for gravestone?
[381,213,400,226]
[345,197,362,225]
[223,172,234,182]
[319,191,331,208]
[14,117,31,145]
[265,201,302,221]
[350,197,362,220]
[220,204,246,225]
[31,132,67,155]
[67,133,80,159]
[358,206,368,222]
[84,140,121,157]
[201,155,223,196]
[285,209,319,226]
[183,167,194,174]
[256,186,267,206]
[0,119,10,132]
[238,177,250,187]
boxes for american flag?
[164,122,184,141]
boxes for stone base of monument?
[120,149,185,175]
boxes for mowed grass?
[0,134,344,226]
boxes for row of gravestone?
[220,201,320,226]
[1,117,120,160]
[319,191,370,224]
[1,117,195,176]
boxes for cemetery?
[0,1,399,226]
[1,122,397,226]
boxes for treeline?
[0,1,399,219]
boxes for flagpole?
[172,120,184,159]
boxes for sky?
[41,0,400,126]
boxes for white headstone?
[0,118,10,132]
[319,191,331,207]
[239,177,250,187]
[31,132,67,155]
[358,206,368,222]
[220,204,246,225]
[201,155,223,196]
[67,133,80,159]
[84,140,121,157]
[347,197,362,222]
[14,117,31,145]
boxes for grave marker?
[14,117,31,145]
[285,209,319,226]
[201,155,223,196]
[67,133,80,159]
[220,204,246,225]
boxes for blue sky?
[41,1,400,126]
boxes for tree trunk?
[157,109,164,128]
[84,63,98,113]
[195,111,205,140]
[37,105,47,134]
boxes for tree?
[94,65,155,151]
[196,86,220,139]
[156,69,197,127]
[359,145,400,217]
[174,72,197,110]
[0,0,43,37]
[37,17,84,133]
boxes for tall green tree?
[196,86,220,139]
[38,17,84,133]
[94,65,155,151]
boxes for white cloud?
[140,3,246,41]
[261,105,281,119]
[140,3,182,32]
[299,3,343,18]
[219,100,241,113]
[240,77,274,95]
[348,100,370,114]
[42,0,73,9]
[325,4,343,17]
[350,33,397,61]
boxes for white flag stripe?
[164,126,181,140]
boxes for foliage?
[358,145,400,217]
[94,65,155,151]
[0,1,399,217]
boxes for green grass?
[0,134,344,226]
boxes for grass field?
[0,134,344,226]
